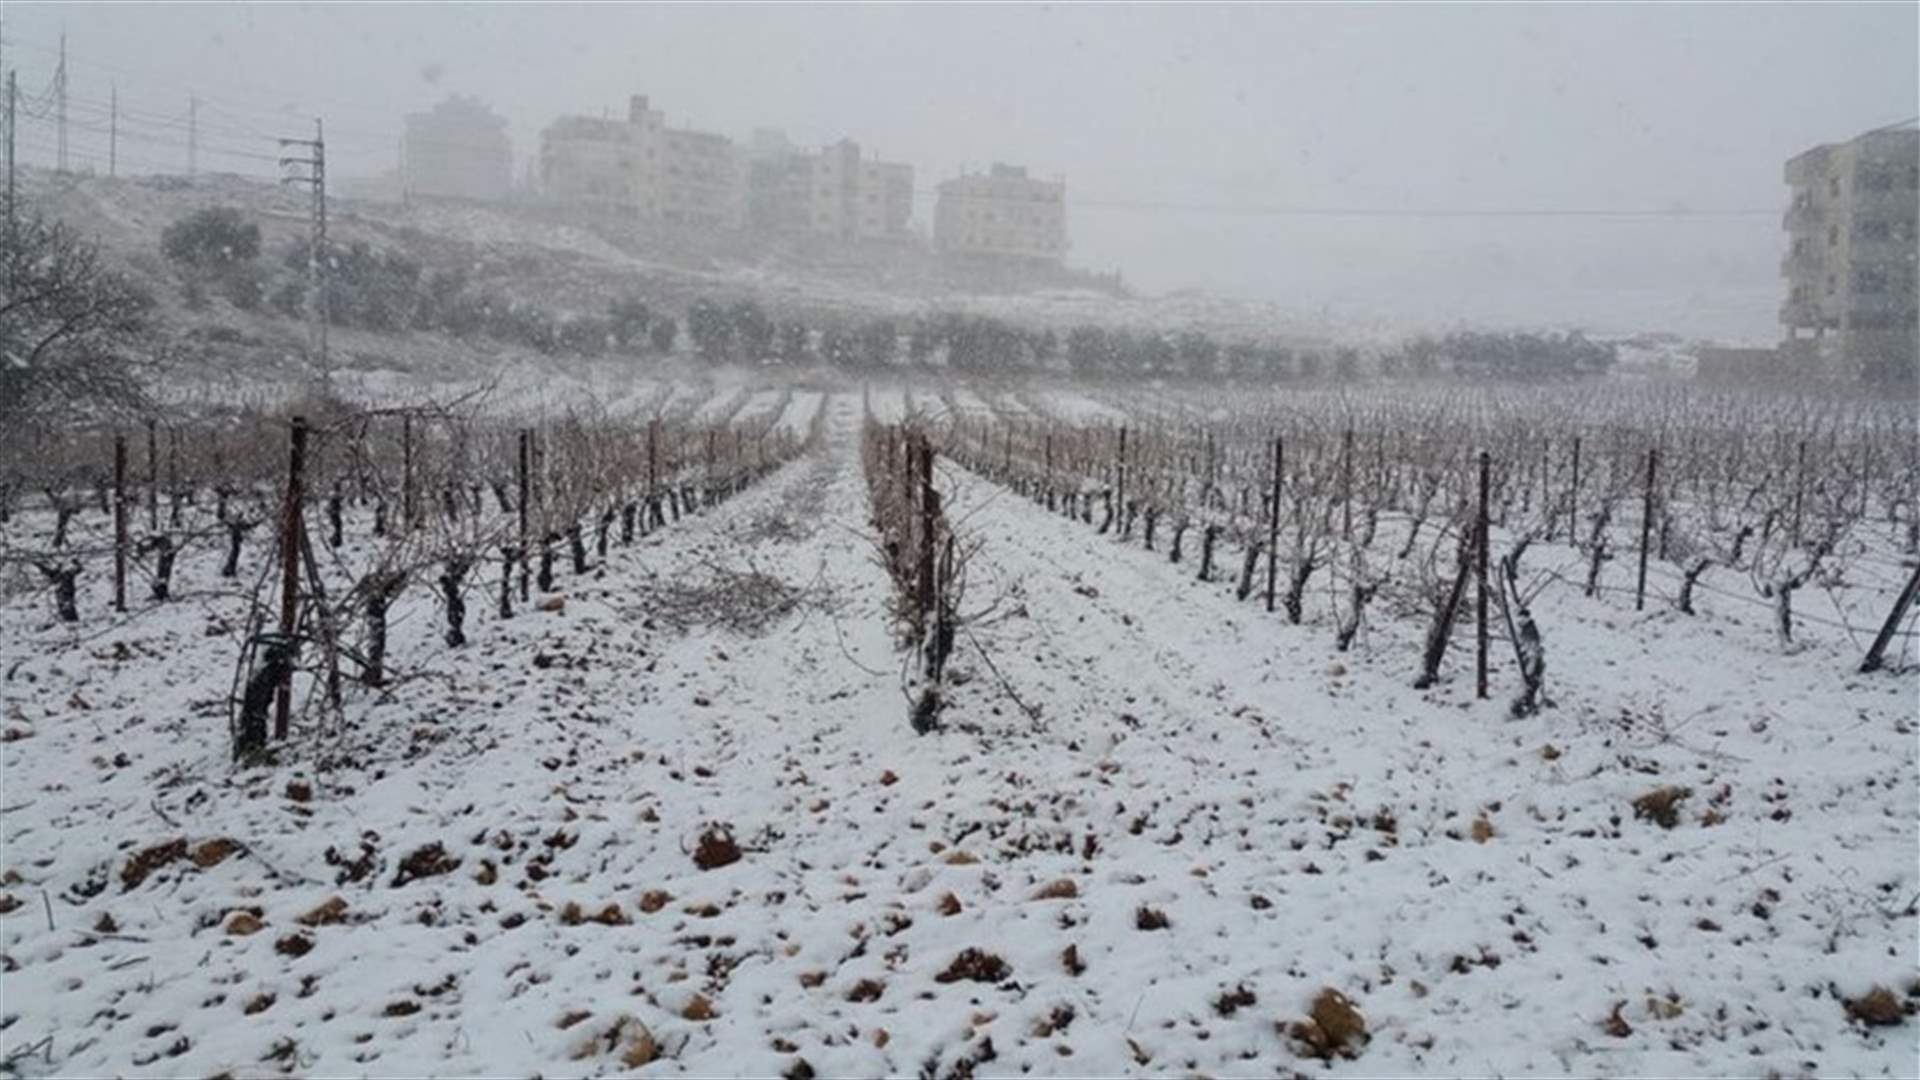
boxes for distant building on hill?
[1779,120,1918,384]
[402,96,512,203]
[933,163,1067,264]
[661,127,747,228]
[745,132,914,241]
[538,94,744,228]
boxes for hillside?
[19,167,1369,401]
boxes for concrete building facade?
[661,127,747,228]
[810,140,913,241]
[402,95,512,203]
[1780,122,1919,384]
[746,134,913,241]
[933,164,1067,263]
[538,96,663,217]
[538,95,743,228]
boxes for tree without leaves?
[1,202,154,429]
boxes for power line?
[0,28,1811,224]
[1053,196,1782,220]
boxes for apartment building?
[538,95,743,228]
[402,95,512,203]
[1780,121,1919,383]
[810,139,913,241]
[662,127,746,229]
[746,134,913,241]
[538,96,663,217]
[933,163,1067,263]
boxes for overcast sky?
[4,3,1915,339]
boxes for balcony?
[1778,299,1830,328]
[1779,249,1822,277]
[1783,203,1824,232]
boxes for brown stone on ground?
[225,911,265,936]
[935,948,1009,984]
[121,838,188,890]
[692,825,741,871]
[297,896,349,927]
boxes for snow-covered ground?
[772,392,826,438]
[2,392,1915,1078]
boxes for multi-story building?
[538,95,743,228]
[538,96,663,217]
[661,127,746,229]
[1780,121,1919,383]
[933,163,1067,263]
[810,140,913,241]
[747,151,814,233]
[746,133,913,241]
[402,95,512,203]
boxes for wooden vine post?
[145,418,159,532]
[916,434,936,626]
[1116,426,1128,537]
[274,416,309,741]
[167,425,180,527]
[1860,560,1920,674]
[1475,448,1490,701]
[402,410,416,531]
[1636,446,1658,611]
[1265,434,1283,612]
[1341,423,1354,539]
[113,433,128,613]
[516,428,531,601]
[1569,435,1581,542]
[166,422,180,522]
[1044,432,1053,507]
[1205,432,1215,507]
[1791,438,1806,548]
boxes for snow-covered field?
[2,391,1915,1078]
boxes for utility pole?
[279,121,330,392]
[187,95,198,175]
[5,71,15,240]
[4,69,13,292]
[55,32,67,173]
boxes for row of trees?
[156,205,1622,385]
[159,207,685,358]
[1385,330,1617,381]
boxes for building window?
[1828,177,1841,198]
[1826,274,1837,295]
[1828,225,1840,247]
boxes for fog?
[4,2,1914,339]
